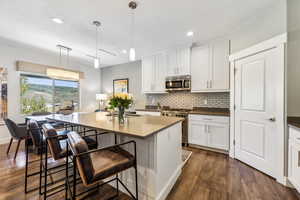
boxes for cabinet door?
[207,122,229,150]
[177,48,191,75]
[166,50,178,76]
[211,39,229,90]
[154,53,167,93]
[142,57,153,93]
[288,139,300,192]
[191,45,211,92]
[189,121,207,146]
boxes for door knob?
[268,117,276,122]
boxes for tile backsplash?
[146,92,229,109]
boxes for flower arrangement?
[108,93,133,123]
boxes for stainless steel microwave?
[165,75,191,92]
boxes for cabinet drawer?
[289,127,300,145]
[189,114,229,124]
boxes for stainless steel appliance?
[165,75,191,92]
[161,109,189,146]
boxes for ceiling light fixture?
[93,21,101,69]
[52,18,64,24]
[128,1,138,61]
[186,31,194,37]
[122,49,127,54]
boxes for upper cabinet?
[142,52,167,94]
[166,47,191,76]
[191,39,230,92]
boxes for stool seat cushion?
[91,146,135,182]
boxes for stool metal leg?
[44,141,48,200]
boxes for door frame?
[229,33,287,185]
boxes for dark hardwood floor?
[0,142,299,200]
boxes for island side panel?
[155,122,182,200]
[117,134,157,200]
[97,122,182,200]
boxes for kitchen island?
[47,112,184,200]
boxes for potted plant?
[108,93,133,123]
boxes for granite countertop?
[189,107,230,117]
[136,106,230,117]
[287,117,300,129]
[135,108,161,112]
[47,112,184,138]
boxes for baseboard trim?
[156,165,182,200]
[0,137,10,145]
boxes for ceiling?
[0,0,276,67]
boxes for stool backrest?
[28,119,43,148]
[42,123,63,160]
[67,131,94,185]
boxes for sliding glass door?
[20,74,79,115]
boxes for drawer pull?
[298,151,300,167]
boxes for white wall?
[287,0,300,116]
[228,0,287,53]
[101,61,146,109]
[0,37,101,144]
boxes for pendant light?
[129,1,137,61]
[93,21,101,69]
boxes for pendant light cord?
[131,9,135,48]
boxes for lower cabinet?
[288,127,300,192]
[188,114,229,151]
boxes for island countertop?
[47,112,184,138]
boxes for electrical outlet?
[204,98,208,105]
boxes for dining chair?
[4,118,30,159]
[66,131,138,200]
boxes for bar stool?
[41,123,98,199]
[66,131,138,200]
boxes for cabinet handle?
[206,81,208,88]
[207,125,210,133]
[205,125,207,133]
[210,80,212,88]
[298,151,300,167]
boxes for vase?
[118,106,125,124]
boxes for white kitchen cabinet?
[188,114,229,151]
[166,47,191,76]
[288,126,300,192]
[189,121,207,146]
[191,39,230,92]
[142,52,167,93]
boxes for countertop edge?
[46,116,184,139]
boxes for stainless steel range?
[161,109,189,146]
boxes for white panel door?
[142,57,154,93]
[189,121,207,146]
[154,53,167,93]
[234,48,282,178]
[211,39,229,90]
[166,50,178,76]
[207,123,229,151]
[177,48,191,75]
[191,45,211,91]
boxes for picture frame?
[113,78,129,94]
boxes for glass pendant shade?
[94,58,100,69]
[129,47,136,61]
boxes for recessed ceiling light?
[52,18,64,24]
[186,31,194,37]
[122,49,127,54]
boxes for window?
[20,74,79,115]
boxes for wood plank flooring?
[0,142,299,200]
